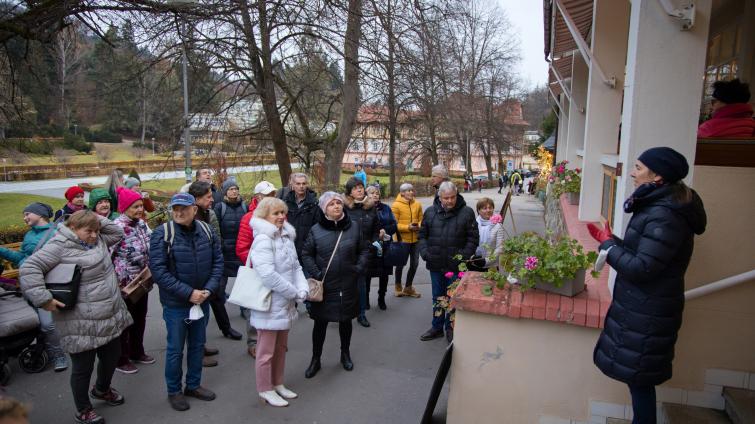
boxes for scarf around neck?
[623,181,663,213]
[67,202,86,213]
[476,215,495,257]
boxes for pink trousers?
[255,329,289,392]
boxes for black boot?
[340,350,354,371]
[305,357,321,379]
[377,295,386,310]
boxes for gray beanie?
[23,202,53,219]
[318,191,343,213]
[125,177,141,189]
[222,178,239,196]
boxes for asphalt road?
[1,188,545,424]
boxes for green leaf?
[481,285,493,296]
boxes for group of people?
[3,143,709,424]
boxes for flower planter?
[567,191,580,205]
[533,268,586,297]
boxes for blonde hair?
[366,185,380,197]
[253,197,288,219]
[476,197,495,212]
[66,210,101,231]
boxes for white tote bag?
[228,241,272,312]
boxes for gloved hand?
[587,222,613,244]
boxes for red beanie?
[116,187,143,213]
[64,186,85,202]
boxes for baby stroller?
[0,286,48,385]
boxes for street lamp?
[168,0,196,183]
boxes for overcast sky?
[495,0,548,89]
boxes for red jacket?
[697,103,755,138]
[235,197,260,263]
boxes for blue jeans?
[629,384,656,424]
[430,271,456,331]
[163,304,209,395]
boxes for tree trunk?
[140,79,147,146]
[326,0,362,189]
[386,5,397,197]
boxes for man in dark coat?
[343,177,380,328]
[418,181,479,343]
[149,193,224,412]
[589,147,706,424]
[301,192,369,378]
[281,173,318,260]
[211,178,246,341]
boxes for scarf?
[476,215,494,257]
[77,239,97,250]
[623,181,663,213]
[66,202,86,213]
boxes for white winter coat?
[248,218,309,330]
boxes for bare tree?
[51,23,84,128]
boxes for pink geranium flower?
[524,256,539,271]
[490,214,503,224]
[457,272,465,278]
[444,271,455,279]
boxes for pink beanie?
[117,187,142,213]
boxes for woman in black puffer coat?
[589,147,706,424]
[301,192,369,379]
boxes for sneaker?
[115,362,139,374]
[132,354,155,365]
[357,315,370,327]
[259,390,289,407]
[420,327,444,341]
[184,386,216,401]
[168,393,190,411]
[74,407,104,424]
[274,385,298,399]
[90,386,125,406]
[403,286,421,298]
[53,355,68,372]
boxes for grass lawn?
[0,193,62,229]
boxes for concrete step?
[723,387,755,424]
[606,418,631,424]
[661,403,731,424]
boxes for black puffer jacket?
[301,208,369,322]
[283,189,318,259]
[594,184,706,386]
[344,195,381,278]
[418,194,479,272]
[214,199,247,277]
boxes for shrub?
[84,129,122,143]
[63,133,92,153]
[0,225,29,244]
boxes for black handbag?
[384,231,411,267]
[44,263,81,311]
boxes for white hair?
[438,181,457,195]
[431,164,449,179]
[289,172,308,184]
[399,183,414,192]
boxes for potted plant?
[549,161,581,205]
[493,231,599,296]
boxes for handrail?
[685,269,755,300]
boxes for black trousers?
[395,242,419,286]
[312,320,352,358]
[69,337,121,412]
[366,274,390,298]
[629,384,656,424]
[209,276,232,333]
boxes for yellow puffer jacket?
[391,195,423,244]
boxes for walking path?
[1,188,545,424]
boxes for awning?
[544,0,594,60]
[542,134,556,151]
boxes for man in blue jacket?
[149,193,224,412]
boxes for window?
[601,167,617,227]
[701,20,742,120]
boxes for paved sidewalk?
[1,188,545,424]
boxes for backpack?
[219,201,247,221]
[162,220,213,257]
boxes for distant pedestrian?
[211,179,246,341]
[149,193,223,412]
[249,198,309,407]
[21,210,132,424]
[301,192,369,378]
[181,168,222,205]
[343,177,379,328]
[125,177,155,213]
[365,185,397,310]
[103,169,125,213]
[590,147,707,424]
[353,163,367,187]
[477,178,483,192]
[111,188,155,375]
[498,174,505,193]
[54,186,87,222]
[510,171,522,196]
[418,181,478,344]
[390,183,423,298]
[469,197,504,272]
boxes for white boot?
[274,385,298,399]
[259,390,289,407]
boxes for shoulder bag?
[34,226,80,311]
[228,238,273,312]
[383,230,410,267]
[121,225,154,303]
[307,231,343,302]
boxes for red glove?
[587,222,613,244]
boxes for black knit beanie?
[637,147,689,184]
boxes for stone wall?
[544,193,566,237]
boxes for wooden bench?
[1,242,22,280]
